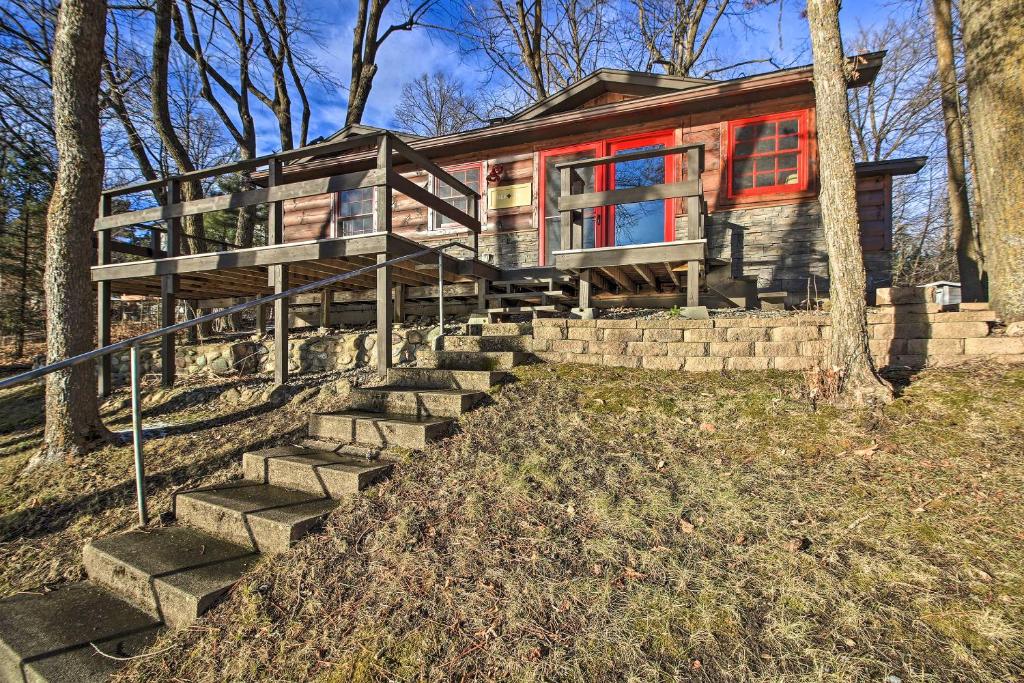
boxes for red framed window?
[537,130,677,265]
[432,162,482,230]
[727,110,809,197]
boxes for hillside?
[1,363,1022,682]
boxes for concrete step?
[347,386,487,418]
[309,410,454,449]
[175,482,339,554]
[386,367,508,391]
[440,334,533,352]
[83,526,258,629]
[242,445,392,498]
[417,349,530,371]
[0,582,161,683]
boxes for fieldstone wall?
[530,299,1019,371]
[110,327,436,383]
[477,229,539,269]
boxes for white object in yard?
[918,281,961,306]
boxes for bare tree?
[930,0,983,302]
[960,0,1022,321]
[39,0,109,465]
[347,0,433,126]
[807,0,893,405]
[152,0,205,254]
[453,0,610,104]
[393,71,480,136]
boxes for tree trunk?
[931,0,985,302]
[39,0,109,465]
[961,0,1024,322]
[806,0,893,405]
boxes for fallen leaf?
[679,518,695,534]
[699,422,717,433]
[853,443,879,457]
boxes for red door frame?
[537,141,605,266]
[537,130,677,265]
[606,130,678,244]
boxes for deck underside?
[552,239,710,294]
[93,233,499,300]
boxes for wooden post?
[319,289,332,328]
[266,157,289,384]
[469,193,480,256]
[161,180,180,388]
[374,135,394,377]
[476,278,489,312]
[579,268,592,310]
[376,254,393,377]
[273,266,289,385]
[684,147,704,308]
[256,303,267,334]
[97,195,112,397]
[393,284,405,323]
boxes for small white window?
[431,165,481,230]
[337,187,374,236]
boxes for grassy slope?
[3,364,1023,682]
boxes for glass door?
[607,132,677,246]
[539,143,604,266]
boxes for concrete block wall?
[530,304,1020,372]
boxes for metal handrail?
[0,240,473,526]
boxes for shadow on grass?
[0,425,305,543]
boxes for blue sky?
[254,0,907,153]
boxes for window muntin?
[337,187,374,236]
[728,111,808,197]
[433,165,481,229]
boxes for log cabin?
[91,49,925,387]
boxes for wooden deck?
[93,233,498,299]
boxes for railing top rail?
[0,240,470,392]
[555,143,706,171]
[102,131,387,198]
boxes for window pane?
[779,135,799,150]
[733,171,754,191]
[778,118,799,135]
[777,170,799,185]
[754,138,776,154]
[755,172,775,187]
[735,125,760,141]
[734,160,755,176]
[754,157,776,172]
[777,153,798,170]
[734,141,756,157]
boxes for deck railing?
[555,143,707,306]
[0,241,470,527]
[93,131,482,265]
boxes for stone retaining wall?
[530,305,1020,371]
[111,327,437,383]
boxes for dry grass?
[3,362,1023,682]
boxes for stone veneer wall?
[110,327,435,384]
[530,306,1019,371]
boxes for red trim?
[726,109,810,198]
[537,141,604,266]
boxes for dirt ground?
[1,361,1022,682]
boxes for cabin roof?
[854,156,927,177]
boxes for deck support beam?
[374,135,394,378]
[256,303,267,334]
[319,288,331,328]
[476,278,489,312]
[579,269,592,310]
[272,265,289,385]
[376,254,393,377]
[393,284,405,323]
[160,276,176,388]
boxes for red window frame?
[726,110,810,198]
[432,161,483,230]
[606,130,678,243]
[537,130,678,265]
[537,141,605,266]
